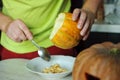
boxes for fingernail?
[77,23,82,29]
[80,31,84,36]
[72,17,76,21]
[29,36,33,40]
[83,38,86,41]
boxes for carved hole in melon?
[49,13,65,40]
[85,73,100,80]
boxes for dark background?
[75,32,120,53]
[70,0,83,12]
[0,0,2,8]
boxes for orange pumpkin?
[72,42,120,80]
[49,13,82,49]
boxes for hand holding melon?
[49,13,82,49]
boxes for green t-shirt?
[1,0,71,53]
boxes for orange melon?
[49,13,82,49]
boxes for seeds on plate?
[42,64,67,73]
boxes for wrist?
[82,0,102,16]
[82,6,96,17]
[81,7,96,18]
[2,20,12,33]
[0,13,13,32]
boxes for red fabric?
[0,46,77,60]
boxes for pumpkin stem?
[110,48,120,55]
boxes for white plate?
[26,55,75,80]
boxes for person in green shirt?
[0,0,102,60]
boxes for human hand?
[72,8,95,41]
[5,19,33,42]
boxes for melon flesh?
[49,13,82,49]
[49,13,65,40]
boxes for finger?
[77,10,87,29]
[72,8,80,21]
[10,32,23,42]
[17,20,33,40]
[12,25,28,41]
[82,30,90,41]
[19,32,27,41]
[80,19,90,36]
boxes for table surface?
[0,58,72,80]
